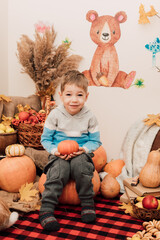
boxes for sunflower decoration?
[143,113,160,126]
[17,22,82,108]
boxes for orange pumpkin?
[58,140,79,155]
[39,170,100,205]
[0,155,36,192]
[103,159,125,177]
[92,146,107,172]
[100,174,120,199]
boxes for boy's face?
[59,84,89,115]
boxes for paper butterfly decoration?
[145,38,160,67]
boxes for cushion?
[3,95,41,117]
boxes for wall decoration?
[138,4,150,24]
[62,38,71,44]
[156,66,160,72]
[131,78,145,88]
[83,10,136,89]
[145,37,160,67]
[138,4,159,24]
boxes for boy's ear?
[58,91,62,97]
[86,92,89,100]
[58,91,63,101]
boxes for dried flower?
[17,24,82,98]
[34,21,51,33]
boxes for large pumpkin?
[103,159,125,177]
[0,155,36,192]
[57,140,79,155]
[92,146,107,172]
[39,170,100,205]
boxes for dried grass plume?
[17,25,83,97]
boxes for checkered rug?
[1,194,143,240]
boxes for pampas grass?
[17,25,82,97]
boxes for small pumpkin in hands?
[58,140,79,155]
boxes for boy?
[39,70,102,231]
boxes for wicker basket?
[0,131,17,155]
[17,123,44,149]
[131,198,160,220]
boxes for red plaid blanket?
[1,194,143,240]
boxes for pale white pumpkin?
[5,144,25,157]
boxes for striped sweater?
[41,104,102,154]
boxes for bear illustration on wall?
[83,10,136,89]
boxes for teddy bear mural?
[83,10,136,89]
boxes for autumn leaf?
[23,104,31,112]
[143,113,160,126]
[1,115,13,126]
[17,104,24,112]
[119,202,138,218]
[19,182,39,202]
[0,95,11,102]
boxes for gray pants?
[40,153,95,212]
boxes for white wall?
[5,0,160,160]
[0,0,8,95]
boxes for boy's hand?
[73,147,86,156]
[54,151,74,160]
[54,151,67,159]
[65,148,86,160]
[54,147,86,160]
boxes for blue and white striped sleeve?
[83,114,102,153]
[41,111,58,155]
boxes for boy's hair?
[60,70,88,93]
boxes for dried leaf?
[0,95,11,102]
[35,204,41,210]
[17,104,24,112]
[23,104,31,112]
[138,4,150,24]
[119,202,137,218]
[143,113,160,126]
[146,5,158,17]
[1,115,13,126]
[19,182,39,202]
